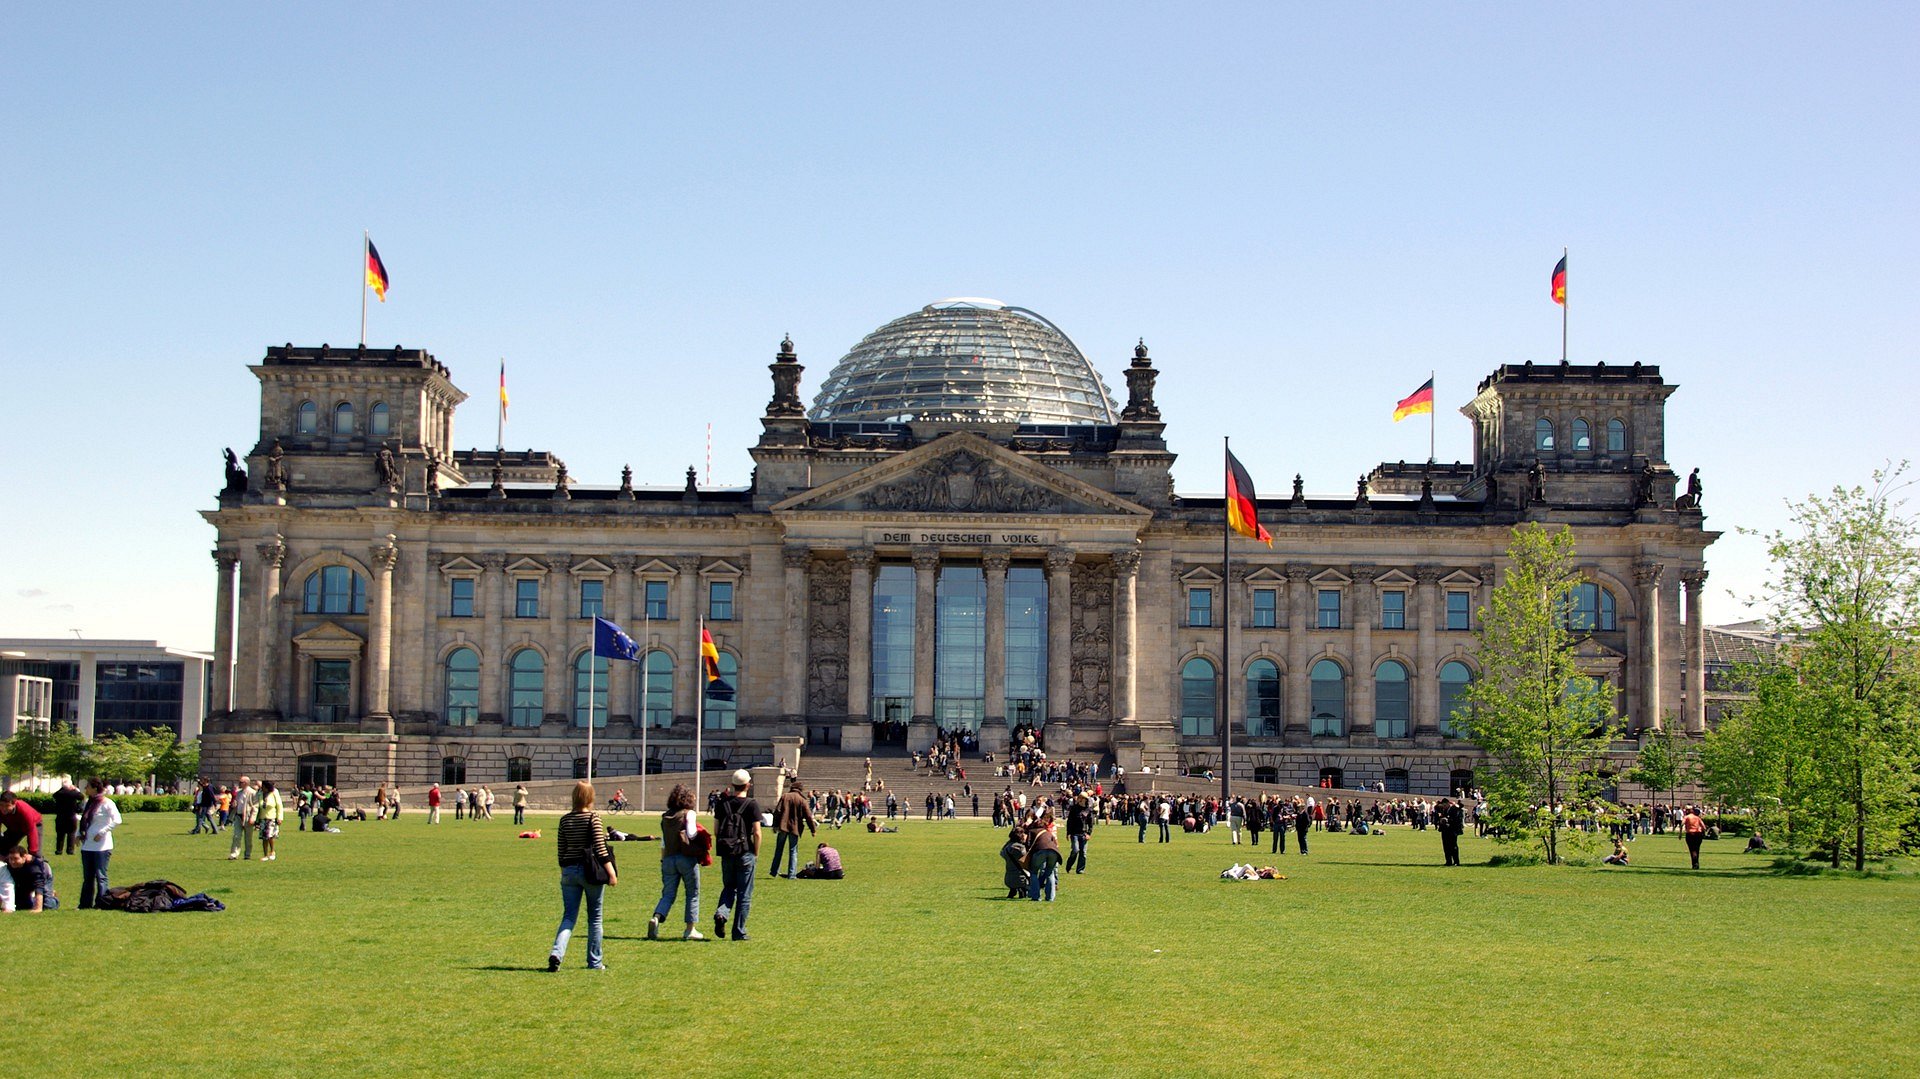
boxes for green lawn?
[8,812,1916,1077]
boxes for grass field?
[7,810,1916,1077]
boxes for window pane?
[704,652,737,730]
[445,647,479,725]
[708,580,734,621]
[507,757,533,783]
[297,401,318,434]
[1440,661,1472,737]
[515,579,540,618]
[578,579,604,619]
[935,565,985,730]
[1180,658,1216,738]
[334,402,355,434]
[1317,590,1341,629]
[449,577,474,617]
[370,402,391,437]
[1245,659,1280,737]
[871,564,915,712]
[642,650,674,728]
[1607,418,1626,453]
[1446,591,1470,631]
[1381,591,1405,629]
[312,660,351,722]
[1572,418,1590,451]
[1535,418,1555,451]
[1310,659,1345,736]
[1004,566,1047,726]
[509,651,544,727]
[1252,588,1276,628]
[573,653,608,727]
[644,580,670,620]
[1374,661,1409,738]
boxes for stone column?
[783,547,810,720]
[75,653,97,741]
[847,549,875,723]
[179,656,207,741]
[1221,563,1243,734]
[1682,568,1708,734]
[1284,563,1311,738]
[610,556,637,719]
[1045,548,1074,723]
[982,551,1010,728]
[547,555,570,723]
[254,536,287,713]
[911,548,939,722]
[366,535,399,730]
[1349,567,1377,738]
[1112,550,1140,726]
[1636,562,1664,732]
[480,554,506,721]
[675,555,701,722]
[1414,567,1441,734]
[210,549,239,716]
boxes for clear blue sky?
[4,4,1915,650]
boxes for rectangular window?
[708,580,734,621]
[1317,589,1342,629]
[1188,587,1213,628]
[311,660,351,723]
[578,579,604,620]
[1251,588,1277,628]
[644,580,670,620]
[449,577,474,618]
[1446,591,1471,631]
[1380,590,1406,630]
[515,579,540,619]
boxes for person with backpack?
[711,770,762,941]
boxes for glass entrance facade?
[1005,565,1047,728]
[935,565,985,729]
[870,564,914,726]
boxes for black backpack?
[714,796,752,857]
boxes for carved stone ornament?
[258,537,287,568]
[370,537,400,571]
[806,560,850,714]
[1069,560,1113,718]
[265,440,289,491]
[866,450,1061,514]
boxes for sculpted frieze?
[864,450,1062,514]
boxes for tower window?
[296,401,318,434]
[369,402,391,437]
[1572,418,1591,452]
[1535,418,1555,451]
[1607,418,1627,454]
[334,401,355,435]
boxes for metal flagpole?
[496,360,505,454]
[1429,370,1437,464]
[1561,247,1568,363]
[586,642,595,784]
[1220,438,1233,804]
[639,605,650,813]
[359,231,369,347]
[695,617,705,815]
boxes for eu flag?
[592,617,642,662]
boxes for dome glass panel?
[809,300,1117,425]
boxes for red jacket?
[1,799,44,855]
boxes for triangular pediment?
[1572,638,1626,661]
[439,556,483,576]
[1440,569,1483,588]
[293,621,364,657]
[634,559,677,577]
[1375,569,1417,587]
[1311,568,1352,587]
[569,557,613,577]
[1179,566,1223,584]
[1244,566,1285,583]
[505,556,550,577]
[773,432,1149,517]
[701,559,744,578]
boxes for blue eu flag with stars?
[592,617,642,662]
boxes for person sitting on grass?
[4,845,56,911]
[796,843,842,880]
[1745,831,1770,853]
[865,818,897,833]
[1603,838,1630,866]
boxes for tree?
[1724,465,1920,869]
[4,722,81,781]
[1459,522,1623,864]
[1626,721,1685,809]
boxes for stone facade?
[200,336,1717,795]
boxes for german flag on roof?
[1225,447,1272,546]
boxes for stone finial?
[779,333,796,361]
[1291,474,1305,505]
[489,464,506,500]
[1120,338,1161,422]
[767,334,805,417]
[1133,338,1150,363]
[684,466,698,494]
[619,464,635,500]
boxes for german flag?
[1551,255,1567,306]
[1225,447,1272,546]
[1394,377,1434,422]
[701,626,735,701]
[366,238,390,302]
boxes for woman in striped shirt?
[548,781,617,971]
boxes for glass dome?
[809,299,1118,425]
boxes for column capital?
[1351,564,1379,584]
[847,547,876,571]
[981,550,1012,574]
[1414,565,1445,584]
[480,552,507,571]
[1680,568,1708,588]
[212,548,240,569]
[677,553,704,574]
[610,554,638,572]
[1283,562,1311,582]
[1045,547,1076,572]
[1634,562,1665,587]
[911,547,941,572]
[369,538,400,572]
[1110,549,1141,577]
[256,536,287,567]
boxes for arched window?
[1245,658,1281,737]
[573,652,608,728]
[441,757,466,785]
[1383,768,1410,794]
[1374,660,1410,738]
[1572,418,1591,452]
[1318,767,1344,789]
[1310,659,1346,737]
[1606,418,1626,454]
[444,647,479,726]
[1439,661,1473,737]
[369,402,391,437]
[296,400,318,434]
[1562,582,1617,632]
[1449,768,1477,797]
[1535,417,1555,451]
[302,565,367,614]
[703,652,738,730]
[506,757,533,783]
[333,401,355,435]
[641,650,674,728]
[297,753,337,788]
[508,650,544,728]
[1180,657,1216,738]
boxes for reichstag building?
[200,298,1716,793]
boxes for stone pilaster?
[1413,567,1442,735]
[675,555,701,722]
[366,535,399,730]
[480,554,506,721]
[1682,568,1708,734]
[1284,563,1311,739]
[1045,548,1074,724]
[1111,549,1140,727]
[254,536,286,713]
[610,555,637,719]
[1636,562,1665,731]
[846,549,875,723]
[982,551,1010,728]
[210,549,239,716]
[1350,566,1377,738]
[783,547,810,720]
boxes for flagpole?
[695,616,705,814]
[1220,438,1233,804]
[1429,370,1436,464]
[359,231,369,348]
[587,640,595,785]
[640,605,650,813]
[1561,247,1568,363]
[496,359,505,455]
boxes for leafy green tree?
[4,722,82,780]
[1626,721,1685,809]
[1735,465,1920,869]
[1459,522,1623,865]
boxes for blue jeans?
[1066,833,1088,873]
[551,865,605,969]
[771,831,803,877]
[79,849,110,908]
[653,854,700,925]
[1027,850,1060,901]
[716,853,756,937]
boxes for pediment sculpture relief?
[865,451,1062,513]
